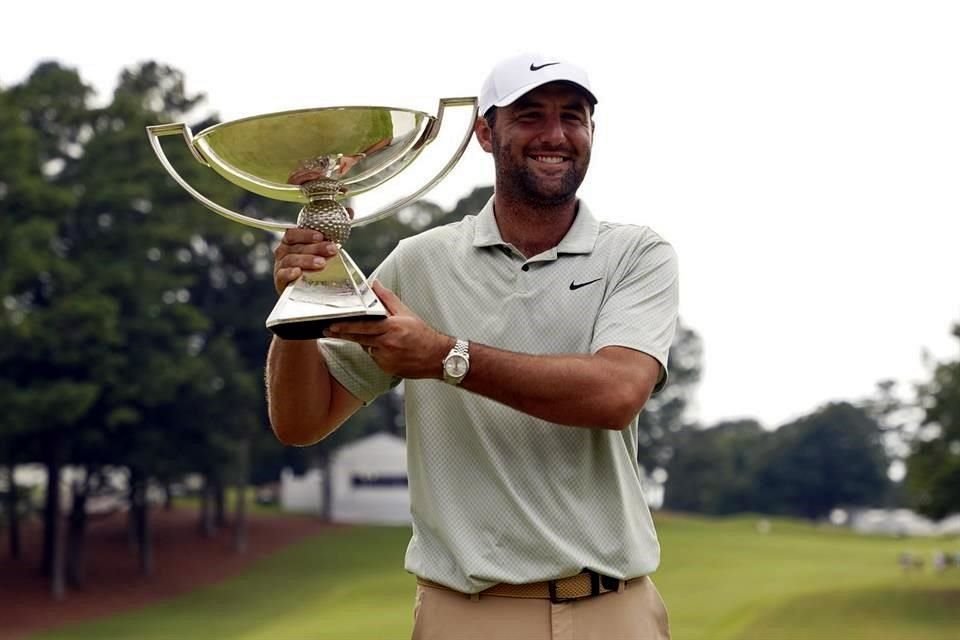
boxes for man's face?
[479,82,594,207]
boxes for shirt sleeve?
[316,249,402,404]
[590,231,679,393]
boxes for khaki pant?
[411,576,670,640]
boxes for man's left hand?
[324,281,454,379]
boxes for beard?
[491,135,590,208]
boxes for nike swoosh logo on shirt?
[569,278,603,290]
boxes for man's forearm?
[266,337,336,445]
[458,343,659,431]
[320,281,661,431]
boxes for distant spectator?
[898,551,923,572]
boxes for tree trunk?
[199,476,216,538]
[130,469,153,577]
[66,481,88,588]
[126,482,137,551]
[383,388,405,436]
[198,482,207,533]
[4,465,21,560]
[320,457,333,522]
[233,438,251,554]
[50,508,66,601]
[137,499,153,578]
[233,483,248,554]
[214,480,226,529]
[42,438,65,577]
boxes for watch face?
[445,355,468,377]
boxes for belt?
[417,570,627,604]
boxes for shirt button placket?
[518,261,532,293]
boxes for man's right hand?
[273,227,341,295]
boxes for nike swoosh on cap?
[529,62,560,71]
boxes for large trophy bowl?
[147,97,477,339]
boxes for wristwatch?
[442,339,470,385]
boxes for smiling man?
[267,53,679,639]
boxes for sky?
[4,1,959,429]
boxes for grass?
[737,585,960,640]
[31,513,960,640]
[33,526,413,640]
[653,513,960,639]
[171,489,284,516]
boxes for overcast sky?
[5,1,959,429]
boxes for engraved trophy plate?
[147,98,477,339]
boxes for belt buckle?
[548,572,603,604]
[600,574,621,592]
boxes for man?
[268,53,678,639]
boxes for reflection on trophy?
[146,98,477,339]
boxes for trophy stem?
[265,176,386,340]
[297,178,351,245]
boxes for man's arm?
[325,282,662,431]
[460,343,660,430]
[267,227,363,446]
[266,338,362,446]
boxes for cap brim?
[493,79,598,110]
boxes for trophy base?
[268,315,386,341]
[266,250,388,340]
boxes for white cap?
[478,53,598,117]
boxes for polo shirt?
[319,196,679,593]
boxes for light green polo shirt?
[319,196,679,593]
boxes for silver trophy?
[147,98,477,339]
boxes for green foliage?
[907,323,960,519]
[666,403,891,518]
[666,419,766,514]
[0,61,263,483]
[753,402,891,519]
[638,322,704,472]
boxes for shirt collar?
[471,195,599,255]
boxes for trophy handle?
[351,97,478,228]
[146,123,294,233]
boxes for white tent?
[330,432,410,524]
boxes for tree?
[664,419,766,514]
[637,322,703,474]
[666,403,891,518]
[752,402,890,519]
[0,59,271,591]
[906,323,960,519]
[0,62,103,597]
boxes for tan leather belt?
[417,570,627,603]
